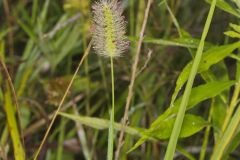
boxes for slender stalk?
[221,78,240,132]
[108,57,115,160]
[3,86,25,160]
[211,104,240,159]
[115,0,153,158]
[33,40,92,160]
[56,118,65,160]
[98,57,110,104]
[199,99,214,160]
[0,58,25,147]
[73,105,91,160]
[164,0,217,159]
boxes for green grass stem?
[164,0,217,159]
[107,57,115,160]
[211,103,240,159]
[221,76,240,132]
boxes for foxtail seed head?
[92,0,129,57]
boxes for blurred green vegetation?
[0,0,240,159]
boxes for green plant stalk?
[221,77,240,132]
[136,0,145,36]
[164,0,181,36]
[4,87,25,160]
[165,0,227,107]
[164,0,217,159]
[107,57,115,160]
[56,118,65,160]
[163,0,177,38]
[0,126,8,146]
[31,0,38,24]
[98,57,110,104]
[211,104,240,159]
[0,57,25,156]
[199,99,214,160]
[176,146,196,160]
[73,105,91,160]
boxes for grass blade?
[4,87,25,160]
[164,0,217,159]
[58,112,141,136]
[211,104,240,159]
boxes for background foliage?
[0,0,240,159]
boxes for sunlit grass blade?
[164,0,217,159]
[58,112,141,136]
[4,86,25,160]
[108,57,115,160]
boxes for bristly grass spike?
[92,0,128,159]
[92,0,129,58]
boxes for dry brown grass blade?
[115,0,153,159]
[33,40,92,160]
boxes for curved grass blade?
[170,42,240,107]
[130,80,235,152]
[4,87,25,160]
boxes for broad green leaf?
[130,115,208,153]
[224,31,240,38]
[230,23,240,33]
[172,37,212,49]
[225,23,240,39]
[144,114,208,139]
[206,0,240,18]
[130,81,235,152]
[143,37,200,48]
[130,138,197,160]
[153,81,235,127]
[129,36,212,49]
[59,112,142,136]
[152,81,234,131]
[171,42,240,105]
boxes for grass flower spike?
[92,0,129,57]
[92,0,128,159]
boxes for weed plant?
[0,0,240,160]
